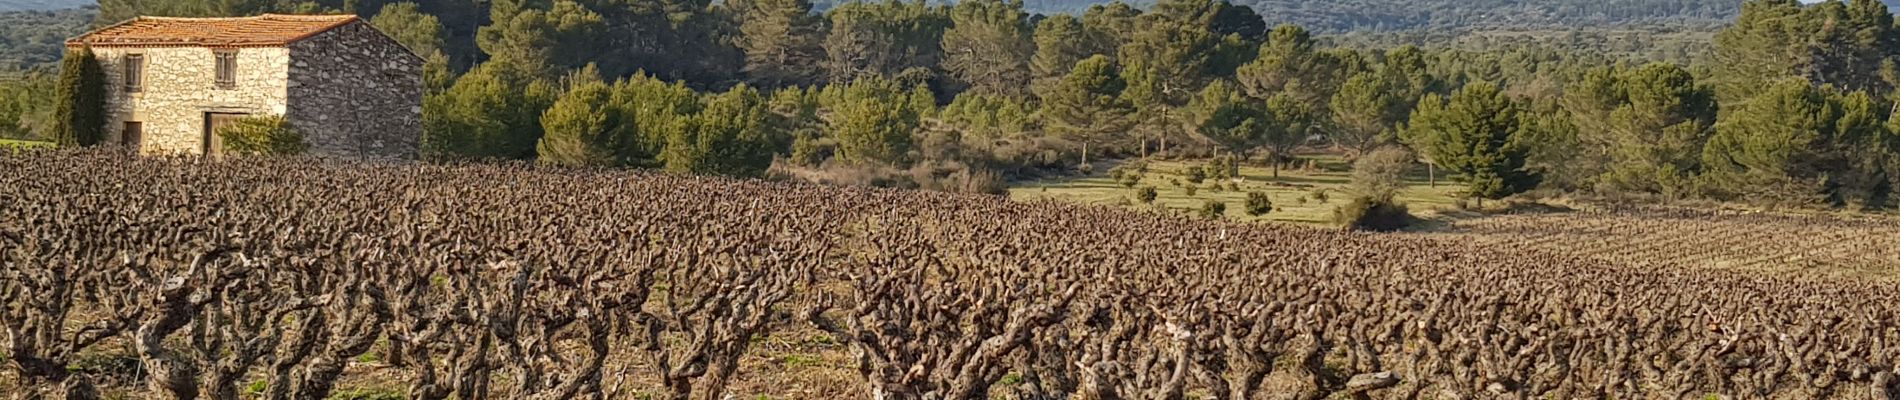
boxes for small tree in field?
[53,46,106,147]
[1199,200,1227,219]
[1352,146,1414,202]
[1136,186,1158,203]
[218,116,308,156]
[1244,191,1273,216]
[1405,82,1539,205]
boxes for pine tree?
[371,2,444,57]
[823,0,951,83]
[1030,14,1095,95]
[940,0,1032,98]
[1701,80,1847,205]
[1328,69,1408,157]
[1260,93,1315,178]
[1406,82,1541,202]
[729,0,826,87]
[423,59,559,160]
[1188,80,1266,158]
[537,70,620,166]
[830,77,920,164]
[1042,55,1134,166]
[51,47,105,148]
[664,84,781,177]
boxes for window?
[214,50,237,89]
[123,54,144,93]
[121,121,142,148]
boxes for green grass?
[0,138,52,150]
[1007,155,1462,226]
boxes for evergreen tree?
[371,2,444,57]
[475,0,604,77]
[941,0,1033,98]
[1188,80,1266,159]
[607,73,702,167]
[51,47,105,147]
[1080,2,1141,52]
[1031,15,1097,93]
[537,69,620,166]
[830,77,921,164]
[664,84,782,177]
[1328,69,1407,157]
[1405,82,1541,201]
[823,0,950,83]
[422,59,559,160]
[1701,80,1861,205]
[1561,63,1719,197]
[729,0,826,87]
[1043,55,1134,166]
[1235,24,1350,112]
[1260,93,1316,178]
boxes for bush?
[1333,195,1413,231]
[1186,166,1207,184]
[217,115,307,156]
[1310,188,1330,203]
[1244,191,1273,216]
[1185,185,1198,196]
[1136,186,1158,203]
[1199,200,1227,219]
[1117,170,1142,188]
[789,130,834,167]
[1352,146,1414,201]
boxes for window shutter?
[124,55,143,93]
[215,50,237,89]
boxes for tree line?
[46,0,1900,210]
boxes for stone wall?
[92,46,290,155]
[287,21,423,160]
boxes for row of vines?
[3,150,1898,399]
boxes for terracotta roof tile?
[68,14,359,48]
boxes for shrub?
[1198,200,1227,219]
[789,130,834,167]
[1352,146,1414,201]
[1186,166,1207,184]
[1244,191,1273,216]
[1185,185,1198,196]
[1310,188,1330,203]
[217,115,308,156]
[1136,186,1158,203]
[1333,195,1413,231]
[1118,171,1142,188]
[1170,178,1182,187]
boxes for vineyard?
[4,150,1900,399]
[1419,207,1900,279]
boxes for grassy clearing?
[1008,154,1463,226]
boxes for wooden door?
[204,113,246,156]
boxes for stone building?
[67,14,422,159]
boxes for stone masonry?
[288,21,422,159]
[93,46,291,154]
[71,15,422,159]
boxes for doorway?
[203,112,247,156]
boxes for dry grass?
[1008,155,1463,225]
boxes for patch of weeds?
[327,387,405,400]
[781,354,822,369]
[999,373,1024,386]
[247,380,268,395]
